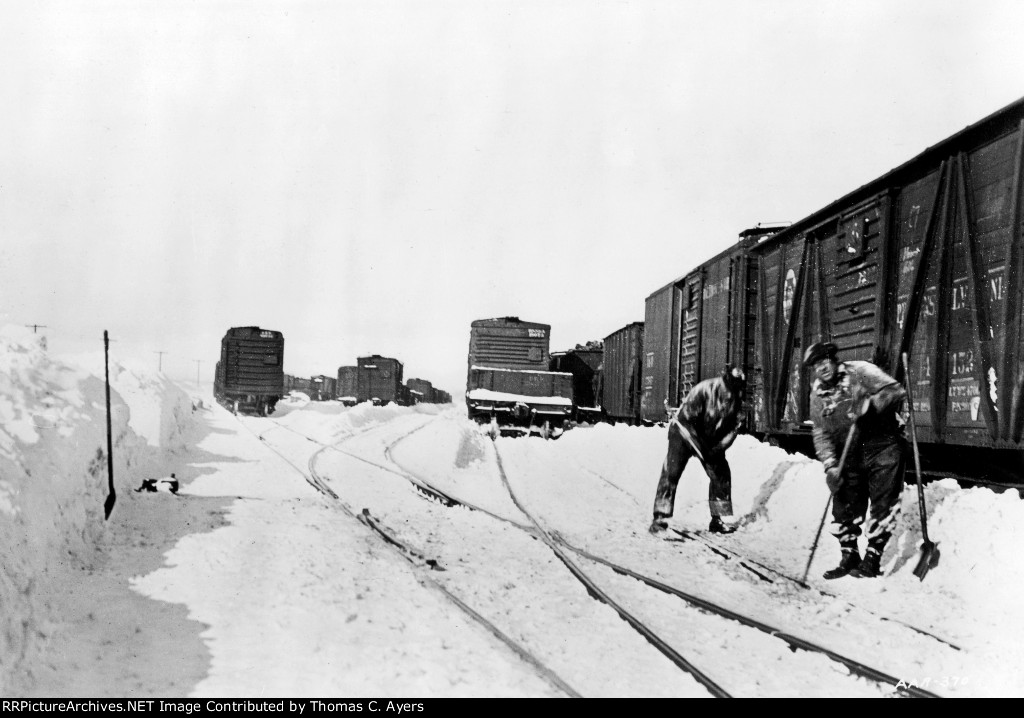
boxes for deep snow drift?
[3,322,1024,696]
[0,325,199,692]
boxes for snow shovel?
[800,420,858,585]
[103,330,116,520]
[903,352,939,580]
[670,414,706,464]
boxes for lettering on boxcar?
[950,350,975,377]
[990,272,1005,302]
[952,281,969,312]
[782,269,797,322]
[907,205,922,231]
[702,275,730,301]
[900,245,921,276]
[527,329,546,338]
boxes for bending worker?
[650,367,746,535]
[804,342,907,579]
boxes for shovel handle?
[902,352,929,543]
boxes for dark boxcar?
[603,322,645,423]
[214,326,284,415]
[407,378,434,403]
[466,317,574,433]
[310,375,336,401]
[357,355,404,405]
[336,366,358,405]
[640,228,781,423]
[750,95,1024,478]
[549,346,603,420]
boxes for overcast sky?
[3,0,1024,394]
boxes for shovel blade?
[912,541,939,580]
[104,492,116,520]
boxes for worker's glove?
[825,466,843,495]
[849,397,875,425]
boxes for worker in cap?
[803,341,907,579]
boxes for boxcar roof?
[643,231,772,301]
[751,93,1024,254]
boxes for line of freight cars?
[215,327,450,415]
[289,357,451,406]
[566,94,1024,482]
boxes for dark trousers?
[652,422,733,520]
[830,436,906,552]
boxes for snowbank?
[0,325,198,692]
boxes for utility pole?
[25,324,47,333]
[194,359,203,387]
[154,350,167,372]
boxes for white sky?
[3,0,1024,394]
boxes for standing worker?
[649,367,747,535]
[804,342,907,579]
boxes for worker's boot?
[649,517,669,535]
[708,516,737,534]
[822,547,861,580]
[850,548,883,578]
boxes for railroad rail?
[242,412,947,697]
[230,412,578,697]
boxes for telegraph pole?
[154,350,167,372]
[194,359,203,387]
[25,324,47,333]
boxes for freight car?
[743,96,1024,481]
[602,322,646,424]
[214,326,284,415]
[466,317,574,437]
[640,226,783,424]
[550,343,603,422]
[336,366,358,406]
[407,378,434,403]
[357,355,404,405]
[309,375,337,401]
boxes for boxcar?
[549,346,603,422]
[407,378,434,403]
[750,95,1024,480]
[603,322,645,424]
[214,326,284,415]
[640,227,781,424]
[310,375,337,401]
[357,355,404,405]
[466,317,574,435]
[336,366,358,405]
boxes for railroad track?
[230,411,578,697]
[308,415,946,697]
[241,411,952,697]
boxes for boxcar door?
[679,274,703,399]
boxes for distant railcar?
[407,378,434,403]
[602,322,645,424]
[214,326,284,415]
[310,375,337,401]
[357,355,404,405]
[336,366,358,406]
[466,317,573,436]
[549,345,603,422]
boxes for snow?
[2,322,1024,697]
[465,388,574,406]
